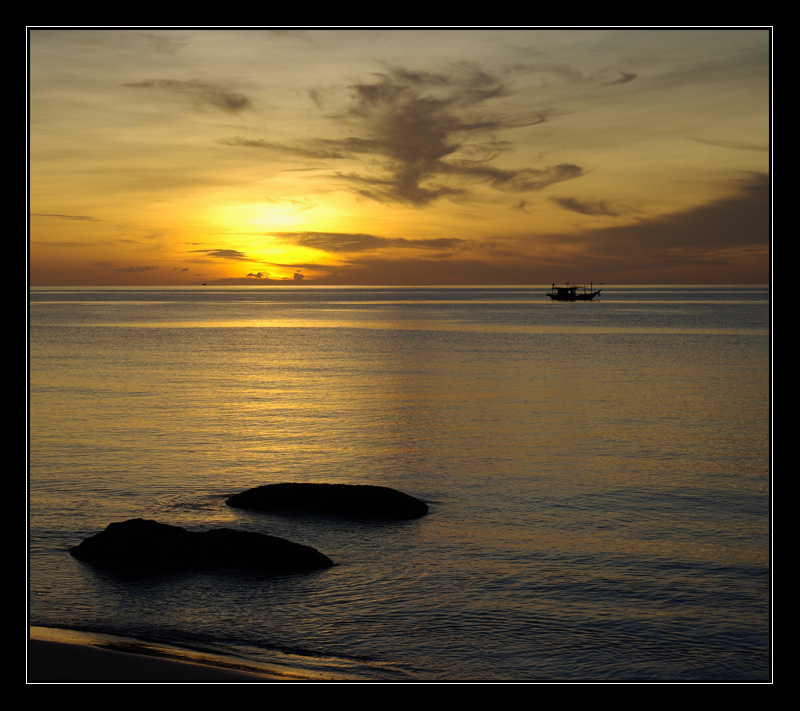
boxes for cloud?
[271,231,466,254]
[546,172,770,281]
[550,196,623,217]
[128,32,188,56]
[508,62,638,88]
[444,162,583,193]
[262,197,317,212]
[264,29,311,42]
[301,173,771,285]
[689,137,769,152]
[605,71,638,85]
[114,265,158,272]
[225,62,583,206]
[601,172,769,250]
[220,136,349,160]
[125,79,253,114]
[31,213,99,221]
[190,248,250,260]
[325,63,577,205]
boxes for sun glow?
[196,198,354,279]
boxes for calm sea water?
[28,285,771,681]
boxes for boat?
[547,282,601,301]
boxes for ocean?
[28,285,771,682]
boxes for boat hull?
[548,290,601,302]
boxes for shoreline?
[28,626,314,683]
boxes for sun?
[194,198,354,281]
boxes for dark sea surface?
[28,285,771,681]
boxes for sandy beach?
[28,627,290,683]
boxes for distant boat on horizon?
[547,282,602,301]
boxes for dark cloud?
[114,265,158,272]
[272,231,466,254]
[34,241,99,248]
[325,63,576,205]
[545,173,770,282]
[225,63,582,206]
[190,248,249,260]
[599,173,769,250]
[31,213,99,221]
[220,136,349,160]
[508,63,638,87]
[125,79,252,114]
[550,196,623,217]
[302,173,770,285]
[445,162,583,193]
[604,71,637,86]
[301,255,541,286]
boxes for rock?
[226,483,428,520]
[70,518,333,576]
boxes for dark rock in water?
[70,518,333,576]
[226,483,428,520]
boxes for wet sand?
[28,627,291,683]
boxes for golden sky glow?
[28,28,771,286]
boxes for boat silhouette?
[547,282,602,301]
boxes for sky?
[28,28,771,286]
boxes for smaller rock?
[226,482,429,520]
[70,518,333,576]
